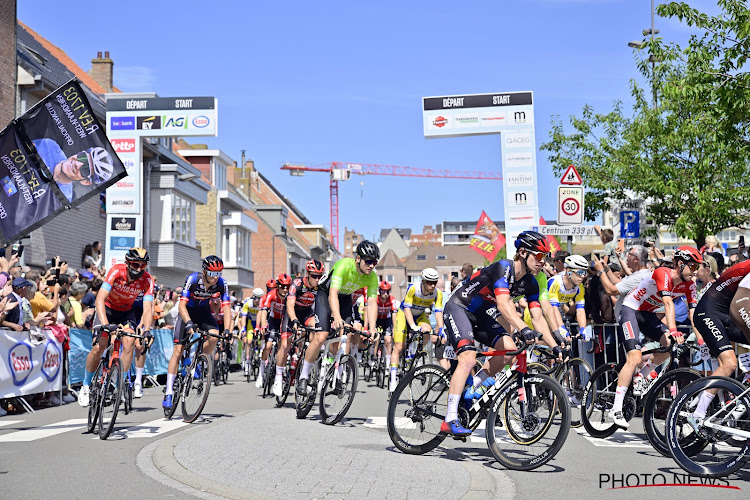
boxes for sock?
[693,391,716,419]
[275,365,284,382]
[135,367,144,386]
[165,373,175,395]
[300,360,312,379]
[390,366,398,385]
[83,370,95,387]
[386,355,391,366]
[445,394,460,423]
[473,370,489,388]
[351,345,360,362]
[612,385,628,413]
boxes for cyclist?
[256,273,292,390]
[441,231,559,436]
[389,268,444,393]
[542,255,591,341]
[296,240,380,396]
[240,288,264,375]
[609,246,702,428]
[375,281,397,369]
[78,247,154,407]
[162,256,232,409]
[273,260,324,396]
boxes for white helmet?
[252,288,264,298]
[421,268,439,282]
[87,147,114,183]
[565,255,589,270]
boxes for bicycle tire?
[164,376,182,419]
[486,374,570,470]
[502,375,557,445]
[581,362,621,439]
[98,358,123,440]
[123,380,132,415]
[642,367,703,457]
[559,358,592,429]
[222,358,229,384]
[86,361,104,433]
[363,359,372,382]
[387,364,450,455]
[182,353,212,423]
[276,352,293,408]
[666,376,750,478]
[320,355,358,425]
[213,356,222,386]
[295,357,319,419]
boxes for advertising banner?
[0,329,63,398]
[469,211,506,261]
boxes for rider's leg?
[166,344,185,396]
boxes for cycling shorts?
[92,306,137,337]
[618,306,667,353]
[376,317,393,337]
[265,317,282,341]
[393,309,430,344]
[694,299,747,358]
[173,306,219,344]
[244,330,254,344]
[281,308,315,340]
[314,292,354,330]
[443,301,505,354]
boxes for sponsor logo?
[137,116,161,130]
[110,236,136,251]
[505,151,533,168]
[454,113,479,128]
[480,110,507,127]
[41,341,61,382]
[513,111,527,123]
[507,173,533,186]
[633,286,648,302]
[111,138,136,153]
[461,281,482,298]
[433,116,448,128]
[110,116,135,130]
[163,116,187,129]
[513,192,528,205]
[192,115,210,128]
[716,275,743,292]
[8,342,33,386]
[509,213,534,223]
[122,159,136,170]
[702,316,723,341]
[116,180,135,189]
[504,133,532,148]
[111,199,134,207]
[738,306,750,331]
[111,217,137,231]
[0,201,6,219]
[2,176,17,197]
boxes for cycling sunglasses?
[363,259,378,266]
[572,269,587,277]
[528,251,549,262]
[686,262,700,272]
[423,280,438,286]
[205,270,222,277]
[128,261,147,271]
[309,274,323,279]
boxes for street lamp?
[628,0,660,109]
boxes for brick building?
[343,227,365,257]
[0,1,16,128]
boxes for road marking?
[574,427,652,448]
[0,418,87,442]
[0,420,24,428]
[364,416,491,444]
[98,414,222,440]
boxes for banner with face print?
[469,211,506,261]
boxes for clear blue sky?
[19,0,715,246]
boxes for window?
[171,193,193,244]
[437,255,447,260]
[660,232,678,243]
[719,230,738,242]
[214,162,227,190]
[387,274,394,282]
[223,228,230,262]
[416,255,426,261]
[237,229,251,266]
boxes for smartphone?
[46,268,61,286]
[740,236,745,246]
[15,245,24,258]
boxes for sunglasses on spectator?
[128,261,147,270]
[528,251,549,262]
[205,270,221,277]
[363,259,378,266]
[309,274,323,279]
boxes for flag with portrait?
[469,211,506,260]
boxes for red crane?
[281,162,503,251]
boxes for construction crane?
[281,162,503,251]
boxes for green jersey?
[321,258,379,298]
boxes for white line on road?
[0,420,24,428]
[574,427,652,448]
[0,418,87,442]
[97,414,223,440]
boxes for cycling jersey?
[547,274,585,310]
[180,272,231,309]
[401,283,443,315]
[376,295,398,319]
[289,277,318,311]
[241,299,260,329]
[261,288,286,320]
[622,267,697,313]
[521,272,553,328]
[448,260,540,313]
[101,264,154,312]
[321,258,378,298]
[700,260,750,308]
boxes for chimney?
[88,50,114,92]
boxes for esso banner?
[0,329,62,398]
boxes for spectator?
[3,277,33,331]
[552,250,570,274]
[25,270,60,319]
[594,225,617,264]
[705,250,725,274]
[67,281,94,328]
[703,235,722,254]
[593,245,652,320]
[0,272,17,325]
[460,263,474,280]
[696,254,718,300]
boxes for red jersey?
[101,264,154,312]
[376,295,397,319]
[288,277,318,310]
[622,267,697,313]
[702,260,750,308]
[261,289,287,320]
[352,287,367,306]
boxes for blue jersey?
[180,272,231,309]
[448,260,540,313]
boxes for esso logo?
[111,139,136,153]
[8,342,33,386]
[192,115,210,128]
[41,341,61,382]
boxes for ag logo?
[8,342,33,386]
[163,116,187,129]
[41,341,61,382]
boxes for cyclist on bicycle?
[162,255,232,409]
[78,247,154,407]
[240,288,264,374]
[296,240,380,396]
[441,231,559,436]
[375,281,397,369]
[256,273,292,390]
[389,268,444,393]
[272,260,324,396]
[609,246,701,428]
[542,255,591,342]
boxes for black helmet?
[125,247,149,262]
[202,255,224,272]
[514,230,550,253]
[355,240,380,260]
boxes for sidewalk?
[139,409,515,500]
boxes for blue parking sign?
[620,211,639,238]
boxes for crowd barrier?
[0,328,63,399]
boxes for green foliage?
[541,0,750,248]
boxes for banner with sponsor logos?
[469,211,506,260]
[0,79,127,245]
[0,329,63,398]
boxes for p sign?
[620,210,640,238]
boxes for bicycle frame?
[702,385,750,439]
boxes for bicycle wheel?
[581,362,622,439]
[98,358,123,440]
[376,360,384,388]
[222,358,229,384]
[320,355,358,425]
[667,376,750,478]
[164,375,182,419]
[363,357,372,382]
[262,357,276,399]
[213,356,222,386]
[182,353,212,423]
[643,368,702,457]
[387,364,450,455]
[486,374,570,471]
[276,353,293,408]
[295,357,319,419]
[87,362,104,433]
[559,358,592,428]
[123,381,132,415]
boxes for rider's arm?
[495,293,530,334]
[402,286,418,330]
[286,290,298,323]
[529,305,556,347]
[140,277,155,330]
[662,295,678,332]
[366,289,377,333]
[574,286,586,329]
[95,284,111,327]
[223,303,232,332]
[547,279,565,331]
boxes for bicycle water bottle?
[181,356,191,377]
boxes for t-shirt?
[614,268,651,318]
[320,258,379,299]
[81,291,96,309]
[69,297,84,327]
[30,291,54,317]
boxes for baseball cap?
[78,269,95,280]
[12,277,33,289]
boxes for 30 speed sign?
[558,186,584,224]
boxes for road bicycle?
[274,326,307,408]
[86,326,149,440]
[387,333,571,471]
[261,333,279,399]
[364,327,387,388]
[245,333,261,383]
[213,334,231,386]
[163,328,226,422]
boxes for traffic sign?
[620,210,640,238]
[560,165,583,185]
[531,225,597,237]
[558,186,584,225]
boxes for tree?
[541,0,750,248]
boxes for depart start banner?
[0,78,127,245]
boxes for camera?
[46,268,61,286]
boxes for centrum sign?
[532,225,597,237]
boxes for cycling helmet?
[266,279,277,289]
[252,288,264,298]
[355,240,380,261]
[306,259,324,274]
[202,255,224,272]
[564,255,589,270]
[674,246,703,264]
[514,230,550,253]
[421,268,439,282]
[276,273,292,286]
[87,147,114,183]
[125,247,149,262]
[379,281,391,291]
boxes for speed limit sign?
[558,186,584,224]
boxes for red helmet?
[306,259,324,274]
[266,279,277,289]
[674,246,703,264]
[379,281,391,291]
[276,273,292,286]
[202,255,224,272]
